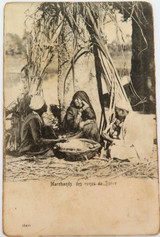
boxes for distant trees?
[5,33,26,55]
[108,41,132,57]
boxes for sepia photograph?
[2,1,160,236]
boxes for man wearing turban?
[19,95,62,155]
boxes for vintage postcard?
[3,2,160,236]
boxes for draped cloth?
[19,111,54,156]
[63,91,100,142]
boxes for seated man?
[103,100,140,163]
[102,97,130,141]
[109,104,129,139]
[19,95,64,155]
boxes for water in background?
[4,54,58,107]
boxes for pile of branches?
[5,153,157,182]
[102,160,157,180]
[69,158,158,180]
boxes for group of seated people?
[17,90,129,156]
[18,91,100,156]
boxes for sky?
[5,3,39,37]
[4,2,132,44]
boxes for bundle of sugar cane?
[24,7,64,95]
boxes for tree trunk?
[131,2,155,113]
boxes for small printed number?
[22,224,31,227]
